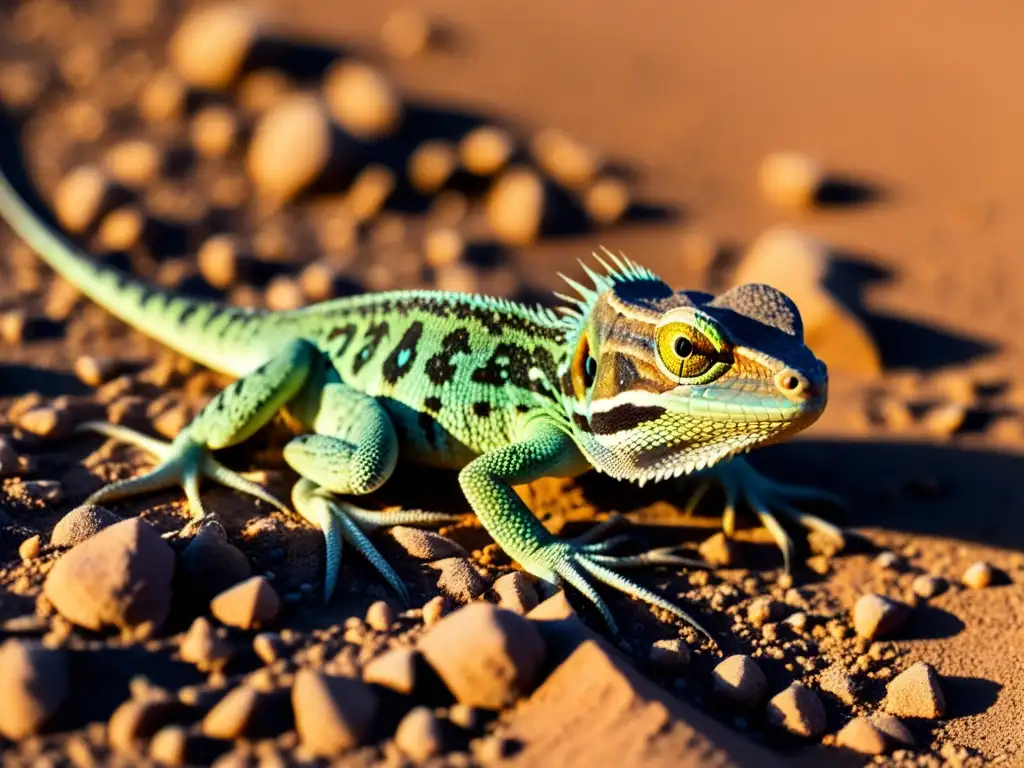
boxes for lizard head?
[555,250,828,485]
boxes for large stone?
[0,640,68,739]
[292,669,379,756]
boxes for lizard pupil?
[673,336,693,359]
[584,356,597,387]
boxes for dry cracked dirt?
[2,2,1024,767]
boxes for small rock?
[765,683,826,738]
[853,593,909,640]
[491,572,539,615]
[428,557,487,602]
[108,695,182,753]
[297,262,339,302]
[758,151,825,210]
[104,140,162,188]
[178,522,252,602]
[191,105,239,159]
[746,596,783,628]
[54,165,111,234]
[486,166,549,245]
[391,526,467,559]
[140,69,186,124]
[460,126,514,177]
[44,518,175,636]
[408,140,456,194]
[180,617,233,672]
[98,208,145,251]
[424,228,465,268]
[418,603,546,710]
[345,164,395,222]
[647,638,690,675]
[530,128,598,189]
[324,61,402,139]
[246,94,332,203]
[962,560,995,589]
[362,647,418,695]
[697,532,736,567]
[50,504,120,548]
[252,633,283,665]
[18,534,41,562]
[148,725,189,766]
[883,662,946,718]
[264,276,306,312]
[17,405,73,438]
[198,235,252,290]
[422,595,447,626]
[169,3,260,89]
[872,551,903,571]
[292,668,379,756]
[923,403,967,438]
[74,355,121,387]
[710,655,768,709]
[210,576,280,630]
[835,717,888,755]
[381,8,434,59]
[394,706,444,762]
[870,713,915,748]
[447,703,478,731]
[584,177,630,225]
[0,639,69,739]
[819,664,859,706]
[912,574,948,599]
[201,685,261,739]
[365,600,394,633]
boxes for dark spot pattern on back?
[425,328,471,385]
[424,395,442,412]
[472,401,491,418]
[352,321,389,375]
[381,321,424,385]
[471,343,558,398]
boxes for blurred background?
[2,1,1024,762]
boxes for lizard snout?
[774,367,822,404]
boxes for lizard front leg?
[283,376,457,604]
[81,338,317,519]
[459,415,712,640]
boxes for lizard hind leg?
[80,338,318,523]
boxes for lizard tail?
[0,167,279,376]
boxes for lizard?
[0,167,844,639]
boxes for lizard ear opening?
[570,332,596,401]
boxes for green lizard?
[0,168,843,638]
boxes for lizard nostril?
[775,368,810,401]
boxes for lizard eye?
[656,322,720,381]
[583,355,597,388]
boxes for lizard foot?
[79,422,289,521]
[292,478,462,605]
[683,456,845,573]
[526,539,714,641]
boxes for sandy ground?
[2,1,1024,765]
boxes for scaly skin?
[0,168,844,639]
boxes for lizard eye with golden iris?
[584,355,597,387]
[656,322,719,380]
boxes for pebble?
[178,522,252,602]
[962,560,995,589]
[54,166,110,234]
[491,571,540,615]
[264,276,306,311]
[923,403,968,438]
[422,595,447,626]
[148,725,189,766]
[362,647,418,695]
[44,518,175,636]
[346,164,395,222]
[169,3,260,89]
[298,263,339,302]
[246,94,332,203]
[198,235,251,290]
[746,596,784,628]
[418,603,546,710]
[819,664,859,706]
[698,531,736,566]
[324,61,402,139]
[584,177,630,225]
[853,593,909,640]
[238,68,293,115]
[252,633,283,665]
[210,576,281,630]
[365,600,395,633]
[531,128,598,189]
[447,703,478,731]
[108,694,182,753]
[710,655,768,709]
[428,557,488,602]
[180,617,233,672]
[139,70,186,124]
[389,526,467,560]
[912,574,948,599]
[835,716,889,755]
[873,551,903,571]
[394,706,444,762]
[98,208,146,251]
[292,668,380,755]
[871,713,915,749]
[381,8,434,59]
[18,534,41,562]
[647,637,691,675]
[758,151,824,210]
[74,355,120,387]
[104,140,162,188]
[191,105,239,159]
[0,639,69,739]
[17,405,73,438]
[883,662,946,718]
[486,166,547,245]
[460,126,515,176]
[409,140,457,194]
[202,685,261,739]
[424,228,465,268]
[765,683,826,738]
